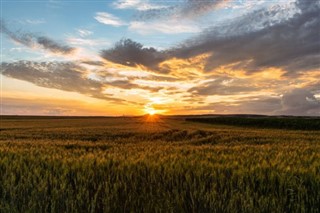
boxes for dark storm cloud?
[137,0,228,20]
[0,20,75,54]
[100,38,169,72]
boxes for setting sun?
[145,108,157,115]
[148,111,155,115]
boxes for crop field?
[0,115,319,212]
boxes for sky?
[1,0,319,116]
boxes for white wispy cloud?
[24,18,46,25]
[67,37,110,46]
[129,20,201,34]
[113,0,167,11]
[66,37,110,46]
[76,29,93,37]
[94,12,126,26]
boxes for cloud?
[100,39,169,72]
[1,60,161,103]
[188,77,259,96]
[80,60,105,67]
[189,88,320,116]
[0,20,75,55]
[173,0,229,19]
[0,61,128,104]
[241,97,282,114]
[76,29,93,37]
[279,89,320,116]
[1,97,115,116]
[128,20,201,34]
[136,0,229,21]
[1,61,102,96]
[67,37,110,47]
[303,80,320,94]
[36,36,75,54]
[190,96,282,115]
[1,97,76,115]
[25,18,46,25]
[113,0,167,11]
[94,12,126,26]
[170,0,320,74]
[100,0,319,76]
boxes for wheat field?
[0,115,319,212]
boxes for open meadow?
[0,115,319,212]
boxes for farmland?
[0,115,319,212]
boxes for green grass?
[0,115,319,212]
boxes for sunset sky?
[1,0,319,116]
